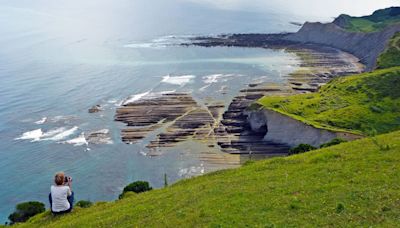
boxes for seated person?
[49,172,74,214]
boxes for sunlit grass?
[17,130,400,227]
[258,67,400,135]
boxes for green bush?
[8,201,45,224]
[336,203,345,213]
[320,138,347,148]
[119,181,153,199]
[289,144,316,155]
[75,200,93,208]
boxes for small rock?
[89,105,102,113]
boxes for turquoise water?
[0,0,306,222]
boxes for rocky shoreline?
[209,43,364,154]
[114,37,364,158]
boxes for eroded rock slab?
[147,107,215,148]
[115,93,223,149]
[86,129,112,144]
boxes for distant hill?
[284,7,400,70]
[333,7,400,32]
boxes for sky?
[187,0,400,20]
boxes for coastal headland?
[115,39,364,160]
[115,7,400,164]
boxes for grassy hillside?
[258,67,400,135]
[18,130,400,227]
[377,32,400,69]
[334,7,400,32]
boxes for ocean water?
[0,0,307,222]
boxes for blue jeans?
[49,191,74,214]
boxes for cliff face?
[284,22,400,70]
[247,109,361,147]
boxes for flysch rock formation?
[115,44,364,156]
[215,84,293,155]
[284,22,400,71]
[115,93,226,151]
[216,45,364,153]
[250,108,362,147]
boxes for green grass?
[377,32,400,69]
[258,67,400,135]
[343,18,400,33]
[18,130,400,227]
[336,8,400,32]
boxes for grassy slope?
[339,8,400,32]
[19,131,400,227]
[258,67,400,135]
[344,17,400,32]
[377,32,400,69]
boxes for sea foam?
[34,117,47,125]
[15,129,43,141]
[65,133,88,146]
[44,126,79,141]
[161,75,195,86]
[121,90,176,105]
[121,91,151,105]
[203,74,236,84]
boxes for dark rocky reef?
[88,105,102,113]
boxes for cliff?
[246,109,361,147]
[284,22,400,70]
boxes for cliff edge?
[284,7,400,71]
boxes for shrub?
[75,200,93,208]
[8,201,45,224]
[289,144,316,155]
[320,138,347,148]
[119,181,153,199]
[336,203,345,213]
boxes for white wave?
[50,115,77,123]
[145,90,176,98]
[42,127,67,138]
[91,129,109,134]
[199,84,211,91]
[121,91,151,105]
[107,99,118,104]
[44,126,79,141]
[178,164,205,177]
[124,35,195,49]
[161,75,195,86]
[123,43,162,49]
[15,129,43,141]
[203,74,236,84]
[65,133,88,146]
[121,90,176,105]
[34,117,47,125]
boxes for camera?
[64,176,72,183]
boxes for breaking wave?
[161,75,195,86]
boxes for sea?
[0,0,316,222]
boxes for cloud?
[185,0,399,19]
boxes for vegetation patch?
[16,131,400,227]
[119,181,153,199]
[258,67,400,135]
[335,7,400,32]
[377,32,400,69]
[8,201,45,225]
[289,144,316,155]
